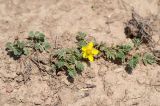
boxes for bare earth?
[0,0,160,106]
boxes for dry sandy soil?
[0,0,160,106]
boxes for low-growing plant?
[96,43,116,61]
[76,32,87,48]
[126,53,140,73]
[116,44,132,63]
[28,31,51,52]
[104,47,117,60]
[51,48,84,78]
[6,40,29,58]
[143,53,156,65]
[132,37,142,49]
[51,32,100,78]
[96,43,132,63]
[6,31,159,80]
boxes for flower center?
[86,49,92,55]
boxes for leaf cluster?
[52,48,84,78]
[6,40,29,58]
[132,37,142,49]
[6,31,51,59]
[126,54,140,71]
[97,43,132,63]
[28,31,51,52]
[126,53,156,73]
[76,32,87,49]
[142,53,156,65]
[6,31,158,78]
[116,44,132,62]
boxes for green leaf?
[23,48,29,55]
[104,48,116,60]
[143,53,156,65]
[132,38,142,48]
[29,31,35,38]
[28,31,51,53]
[35,43,40,49]
[17,41,25,49]
[55,49,66,59]
[118,44,132,54]
[67,55,76,64]
[74,49,82,60]
[35,43,44,52]
[127,54,140,70]
[43,41,51,50]
[116,50,125,62]
[75,61,84,72]
[78,40,87,48]
[13,49,22,56]
[68,68,76,78]
[99,43,106,51]
[55,61,65,69]
[6,42,13,50]
[36,32,45,42]
[76,32,87,41]
[6,40,28,57]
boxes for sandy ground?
[0,0,160,106]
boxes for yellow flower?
[82,42,99,62]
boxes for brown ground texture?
[0,0,160,106]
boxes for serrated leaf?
[55,49,66,59]
[67,55,76,64]
[74,49,82,60]
[35,43,40,49]
[99,45,106,51]
[68,68,76,78]
[23,48,29,55]
[76,61,84,72]
[29,31,35,38]
[104,48,116,60]
[27,41,34,47]
[143,53,156,65]
[13,49,22,56]
[78,40,87,48]
[118,44,132,54]
[132,38,142,48]
[94,42,106,51]
[116,50,125,62]
[55,61,65,69]
[76,32,87,41]
[6,42,13,50]
[43,41,51,50]
[35,43,44,52]
[37,33,45,42]
[17,41,25,49]
[127,54,140,70]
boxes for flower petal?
[92,48,99,55]
[82,46,87,51]
[82,52,87,58]
[88,42,94,49]
[88,55,94,62]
